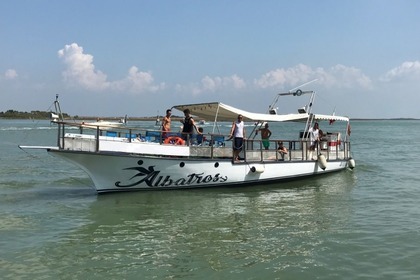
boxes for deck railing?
[55,121,351,162]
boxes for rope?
[16,100,97,191]
[18,146,96,190]
[20,101,56,143]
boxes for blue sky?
[1,0,420,119]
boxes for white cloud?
[4,69,18,80]
[111,66,165,92]
[254,64,312,88]
[178,74,246,96]
[176,64,371,96]
[58,43,164,93]
[380,61,420,82]
[327,64,372,89]
[58,43,109,90]
[56,43,372,97]
[201,75,246,91]
[230,74,247,89]
[254,64,372,90]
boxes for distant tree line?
[0,109,70,119]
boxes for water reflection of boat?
[20,88,355,193]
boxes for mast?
[53,94,64,122]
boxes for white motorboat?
[20,89,355,193]
[80,116,127,130]
[49,94,127,129]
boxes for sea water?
[1,119,420,279]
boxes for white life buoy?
[348,158,356,169]
[317,154,327,170]
[250,166,265,173]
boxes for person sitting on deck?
[277,141,288,160]
[196,127,206,145]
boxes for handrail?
[54,121,351,162]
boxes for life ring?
[164,136,185,145]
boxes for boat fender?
[250,166,265,173]
[348,158,356,169]
[317,154,327,170]
[164,136,185,145]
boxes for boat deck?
[57,121,351,163]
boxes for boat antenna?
[288,79,318,93]
[268,79,319,113]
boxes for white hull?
[22,90,355,193]
[49,149,349,193]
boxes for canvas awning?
[172,102,349,123]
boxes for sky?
[1,0,420,119]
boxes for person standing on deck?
[180,109,201,143]
[308,122,320,150]
[256,123,272,150]
[161,109,172,139]
[229,114,246,161]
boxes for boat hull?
[49,150,349,193]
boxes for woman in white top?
[229,114,246,161]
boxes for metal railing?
[55,121,351,162]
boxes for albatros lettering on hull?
[115,160,228,188]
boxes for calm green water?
[1,119,420,279]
